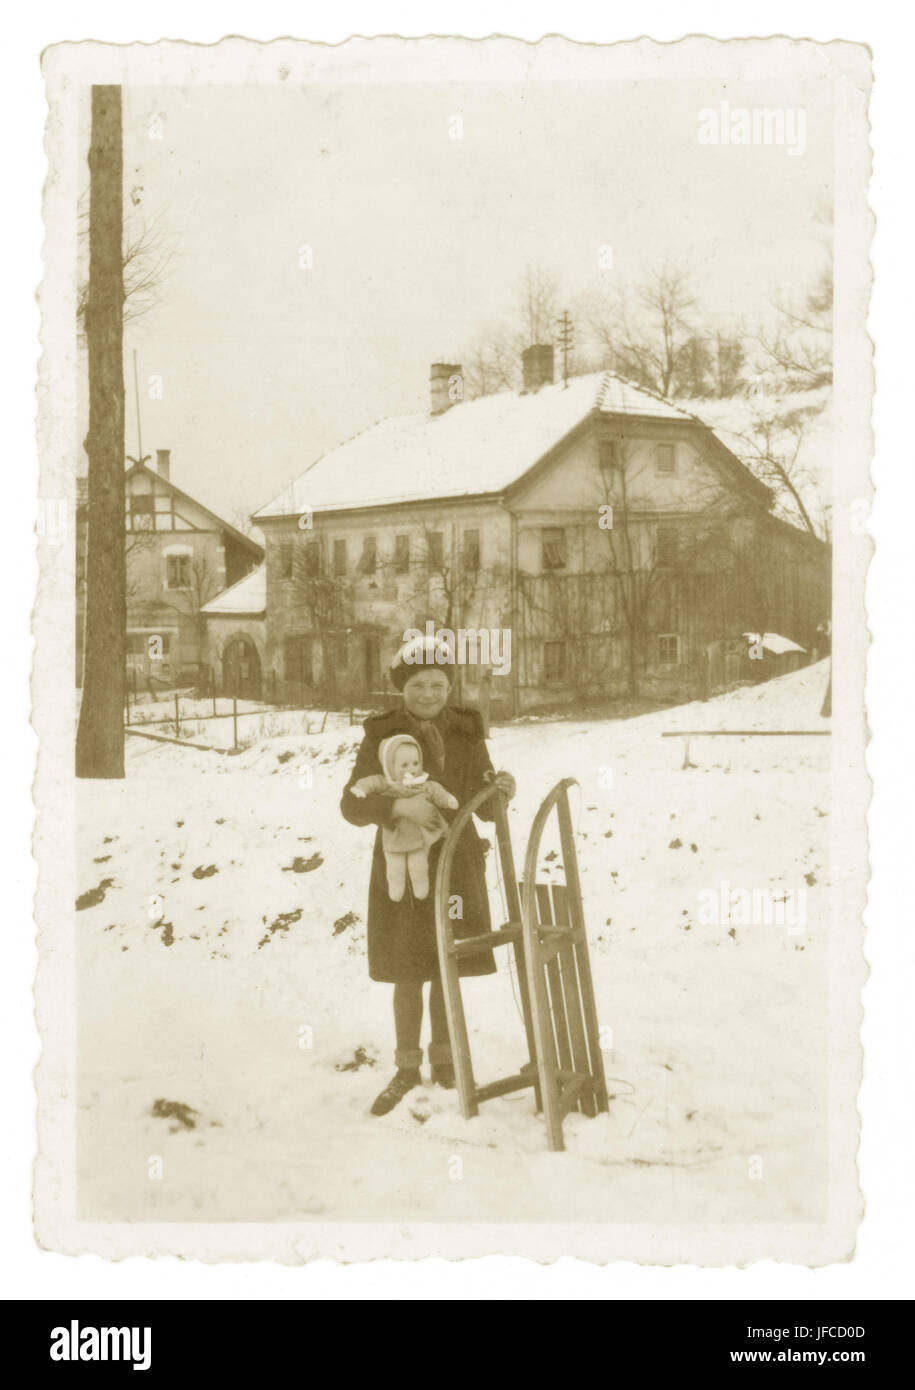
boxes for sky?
[81,75,834,526]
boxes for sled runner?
[521,778,609,1151]
[434,776,608,1152]
[433,782,541,1121]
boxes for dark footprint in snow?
[192,864,219,879]
[151,1098,198,1131]
[282,853,323,874]
[335,1045,377,1072]
[257,908,302,948]
[76,878,114,910]
[333,911,359,935]
[668,838,683,850]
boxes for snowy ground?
[76,662,832,1225]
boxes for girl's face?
[392,744,422,780]
[402,669,450,720]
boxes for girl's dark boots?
[370,1066,421,1116]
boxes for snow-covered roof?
[254,371,696,520]
[201,564,266,616]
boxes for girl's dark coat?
[340,704,498,983]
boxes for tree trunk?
[75,86,126,779]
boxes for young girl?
[340,634,516,1116]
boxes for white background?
[3,1,912,1300]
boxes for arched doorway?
[222,633,261,699]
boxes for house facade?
[76,449,264,689]
[249,351,831,714]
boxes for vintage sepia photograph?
[33,34,871,1265]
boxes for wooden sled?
[434,776,608,1151]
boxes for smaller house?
[76,448,264,688]
[200,564,267,698]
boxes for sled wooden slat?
[534,883,575,1089]
[557,789,609,1117]
[551,884,597,1119]
[451,923,523,957]
[522,779,610,1151]
[475,1072,538,1103]
[434,783,540,1122]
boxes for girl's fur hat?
[388,633,455,691]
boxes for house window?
[463,529,481,572]
[656,524,679,568]
[284,634,313,686]
[302,541,321,578]
[656,443,676,474]
[542,526,566,570]
[657,634,681,664]
[333,539,347,577]
[279,543,293,580]
[427,532,444,571]
[543,640,567,683]
[166,554,191,589]
[129,494,155,530]
[394,534,410,574]
[599,441,624,500]
[599,440,618,470]
[358,535,376,575]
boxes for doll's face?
[391,744,423,780]
[402,669,450,719]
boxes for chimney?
[155,448,171,481]
[430,362,463,416]
[521,344,554,393]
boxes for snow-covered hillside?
[75,662,832,1226]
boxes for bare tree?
[587,263,701,397]
[462,264,562,398]
[755,265,833,391]
[76,86,126,779]
[77,205,176,341]
[375,520,510,701]
[730,406,823,538]
[519,437,734,699]
[289,540,355,705]
[166,554,225,671]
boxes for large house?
[233,348,830,714]
[76,449,264,689]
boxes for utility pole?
[75,86,126,779]
[556,310,574,388]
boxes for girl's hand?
[485,769,516,802]
[392,796,442,832]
